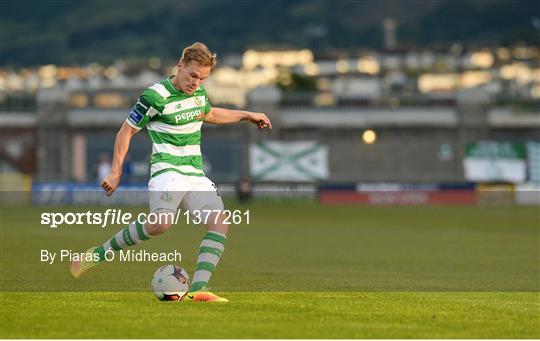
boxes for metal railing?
[2,88,539,112]
[279,90,456,108]
[0,92,37,111]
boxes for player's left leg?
[180,178,229,302]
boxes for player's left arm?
[204,107,272,129]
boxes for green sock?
[189,231,227,292]
[94,221,151,261]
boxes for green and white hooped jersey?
[126,77,212,179]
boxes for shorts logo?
[160,191,173,202]
[129,108,144,124]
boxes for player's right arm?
[101,122,139,196]
[102,89,162,196]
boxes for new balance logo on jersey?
[175,109,203,124]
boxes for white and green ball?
[151,264,190,301]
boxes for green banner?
[463,141,526,183]
[250,141,329,181]
[465,142,526,159]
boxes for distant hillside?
[1,0,538,66]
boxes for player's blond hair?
[180,42,217,68]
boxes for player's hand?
[101,171,121,196]
[246,112,272,129]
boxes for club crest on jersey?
[194,96,203,107]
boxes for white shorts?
[148,172,224,216]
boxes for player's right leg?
[71,173,184,278]
[70,210,175,278]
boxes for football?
[151,264,190,301]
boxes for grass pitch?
[2,292,538,338]
[1,201,539,338]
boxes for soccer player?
[70,42,272,302]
